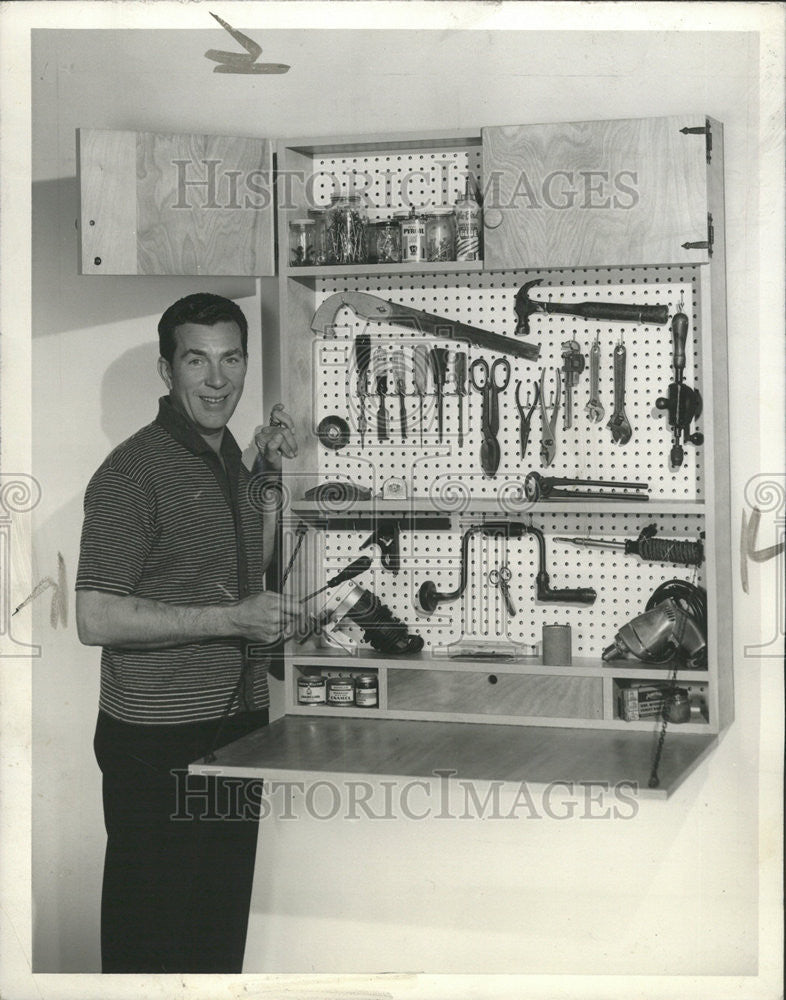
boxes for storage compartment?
[291,664,382,714]
[612,677,710,725]
[482,115,713,269]
[388,668,603,720]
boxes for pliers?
[539,367,561,467]
[515,379,540,461]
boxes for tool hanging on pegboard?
[524,471,649,502]
[515,378,539,462]
[555,524,704,566]
[312,290,541,360]
[538,367,561,467]
[391,348,408,441]
[353,333,372,449]
[454,351,467,448]
[417,520,597,614]
[607,335,632,445]
[514,279,670,336]
[429,346,450,443]
[470,357,510,478]
[656,310,703,468]
[560,340,585,431]
[585,334,605,423]
[412,343,430,444]
[374,346,389,442]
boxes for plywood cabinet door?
[77,129,275,275]
[481,116,713,269]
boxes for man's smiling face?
[158,320,247,443]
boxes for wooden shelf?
[286,260,484,279]
[289,498,706,518]
[290,650,710,682]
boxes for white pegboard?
[315,511,705,657]
[309,147,484,216]
[313,266,703,501]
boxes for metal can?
[400,210,427,262]
[326,676,355,706]
[297,673,326,705]
[354,673,379,707]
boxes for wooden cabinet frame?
[76,117,732,795]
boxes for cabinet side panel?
[703,120,734,730]
[77,129,138,275]
[136,133,274,276]
[482,116,709,269]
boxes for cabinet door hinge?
[681,213,714,257]
[679,119,712,164]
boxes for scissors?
[488,564,516,616]
[515,379,540,461]
[470,357,511,477]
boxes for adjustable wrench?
[585,334,604,423]
[607,338,632,445]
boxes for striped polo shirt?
[76,396,269,725]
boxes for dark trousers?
[94,709,268,974]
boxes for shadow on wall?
[31,176,256,339]
[100,341,162,446]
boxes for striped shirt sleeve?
[76,466,155,596]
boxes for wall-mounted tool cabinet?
[77,129,275,275]
[77,115,731,795]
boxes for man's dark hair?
[158,293,249,365]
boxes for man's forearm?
[76,590,241,650]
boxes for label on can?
[355,687,378,707]
[297,674,326,705]
[401,217,427,262]
[355,673,379,707]
[327,678,355,706]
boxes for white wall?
[26,18,780,986]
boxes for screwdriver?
[454,351,467,447]
[354,334,372,448]
[300,555,372,604]
[412,344,430,444]
[373,346,390,441]
[391,348,408,440]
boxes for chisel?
[429,347,449,443]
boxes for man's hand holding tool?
[255,403,298,468]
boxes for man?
[76,292,297,974]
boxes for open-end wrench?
[539,367,560,467]
[585,334,605,423]
[607,337,632,445]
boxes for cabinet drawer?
[388,670,603,720]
